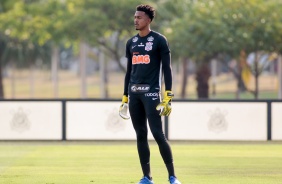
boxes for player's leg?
[142,95,176,179]
[129,94,152,181]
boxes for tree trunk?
[0,40,4,99]
[99,50,108,98]
[80,42,87,98]
[254,52,259,99]
[51,46,59,98]
[11,61,15,99]
[196,62,211,99]
[236,50,248,99]
[278,54,282,99]
[0,62,4,99]
[236,74,245,99]
[29,62,35,98]
[211,59,217,98]
[180,58,188,98]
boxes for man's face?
[134,11,151,30]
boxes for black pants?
[129,92,173,165]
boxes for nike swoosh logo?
[132,45,137,49]
[152,98,158,100]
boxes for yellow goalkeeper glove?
[119,95,130,120]
[156,91,174,116]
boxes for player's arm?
[161,50,172,92]
[156,36,174,116]
[123,57,132,97]
[119,40,132,120]
[159,35,172,91]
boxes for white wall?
[272,102,282,140]
[66,101,155,140]
[169,102,267,141]
[0,102,62,140]
[0,100,280,141]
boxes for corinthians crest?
[145,42,153,51]
[208,108,228,133]
[105,108,126,133]
[10,107,31,133]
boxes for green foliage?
[0,0,153,46]
[0,1,54,66]
[164,0,282,59]
[0,0,281,60]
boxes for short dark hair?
[136,4,155,21]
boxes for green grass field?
[0,141,282,184]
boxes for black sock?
[141,163,151,180]
[166,162,175,178]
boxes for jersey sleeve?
[125,39,132,58]
[159,36,172,91]
[123,40,132,96]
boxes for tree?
[217,0,282,99]
[165,0,223,99]
[0,34,7,98]
[45,0,147,72]
[0,0,55,98]
[0,0,161,98]
[164,0,282,99]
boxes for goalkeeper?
[119,4,181,184]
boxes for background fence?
[0,99,281,141]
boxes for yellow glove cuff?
[163,91,174,103]
[122,95,128,103]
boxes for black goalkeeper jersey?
[123,31,172,96]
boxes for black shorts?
[128,83,161,118]
[128,83,165,141]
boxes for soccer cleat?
[169,176,181,184]
[137,176,154,184]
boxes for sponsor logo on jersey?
[132,37,138,42]
[147,36,154,42]
[131,84,150,93]
[145,42,153,51]
[145,93,159,97]
[138,43,144,47]
[132,55,150,64]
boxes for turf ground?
[0,141,282,184]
